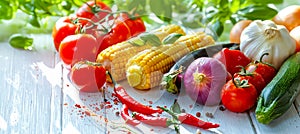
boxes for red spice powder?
[75,104,81,108]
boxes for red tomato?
[221,78,257,113]
[52,16,87,51]
[233,69,266,94]
[246,53,277,84]
[94,13,146,53]
[117,13,146,37]
[213,48,251,76]
[95,19,131,53]
[76,0,111,22]
[59,34,98,66]
[70,61,106,92]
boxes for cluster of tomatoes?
[213,48,277,113]
[52,0,146,92]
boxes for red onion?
[184,57,227,105]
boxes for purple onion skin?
[184,57,227,106]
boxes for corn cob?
[126,32,215,90]
[96,24,185,81]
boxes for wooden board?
[0,34,300,134]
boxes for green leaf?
[127,37,145,46]
[9,34,34,50]
[252,0,283,4]
[29,13,41,28]
[237,5,278,20]
[0,1,14,20]
[149,0,172,23]
[210,20,224,38]
[139,32,162,46]
[171,101,182,114]
[162,33,182,45]
[62,1,72,10]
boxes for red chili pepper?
[114,84,163,115]
[120,104,140,126]
[178,113,220,129]
[133,112,168,127]
[107,71,163,115]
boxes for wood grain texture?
[1,34,300,134]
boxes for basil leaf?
[210,20,224,38]
[170,101,181,114]
[162,33,182,45]
[237,5,278,20]
[29,13,41,28]
[139,33,162,46]
[127,37,145,46]
[149,0,172,23]
[9,34,34,50]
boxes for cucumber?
[160,43,239,94]
[255,52,300,124]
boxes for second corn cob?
[96,24,185,82]
[126,32,215,90]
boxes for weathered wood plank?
[0,34,57,133]
[61,64,107,133]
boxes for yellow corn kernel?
[126,32,215,90]
[96,24,185,82]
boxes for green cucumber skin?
[255,52,300,124]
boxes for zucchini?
[255,52,300,124]
[160,43,239,94]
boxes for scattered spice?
[75,104,81,108]
[148,101,153,104]
[181,109,186,113]
[205,112,214,118]
[189,105,193,109]
[115,111,120,116]
[219,105,226,111]
[85,111,91,116]
[196,129,202,134]
[196,112,201,117]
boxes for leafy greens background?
[0,0,299,42]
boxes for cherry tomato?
[246,53,277,84]
[233,68,266,94]
[76,0,111,22]
[221,78,257,113]
[52,16,88,51]
[213,48,251,76]
[70,61,106,92]
[59,34,98,66]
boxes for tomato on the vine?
[95,20,131,53]
[246,53,277,84]
[233,67,266,94]
[221,78,257,113]
[76,0,112,22]
[59,34,98,66]
[52,16,88,51]
[70,61,106,92]
[117,13,146,37]
[94,13,146,53]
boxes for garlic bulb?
[240,20,296,69]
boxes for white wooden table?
[0,34,300,134]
